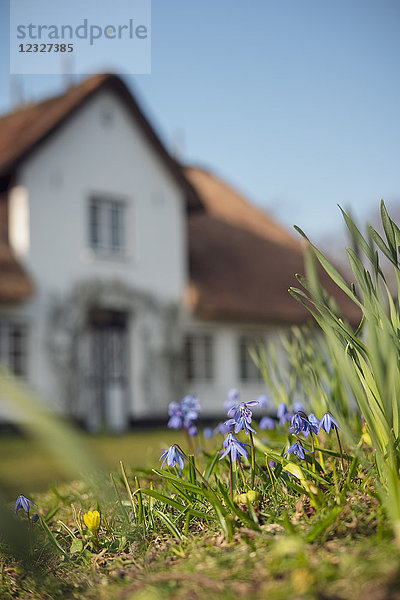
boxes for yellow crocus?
[83,510,100,532]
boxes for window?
[184,334,214,381]
[0,321,28,377]
[88,197,125,255]
[239,335,264,382]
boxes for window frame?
[88,195,126,257]
[184,333,214,382]
[0,320,28,378]
[238,334,265,383]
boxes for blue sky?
[1,0,400,243]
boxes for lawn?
[2,204,400,600]
[0,429,185,501]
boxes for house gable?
[11,84,191,303]
[0,74,202,214]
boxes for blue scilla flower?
[181,395,201,421]
[219,433,250,463]
[288,411,310,436]
[226,400,259,435]
[159,445,187,470]
[224,388,240,413]
[318,412,341,434]
[277,402,292,425]
[187,423,198,436]
[14,494,37,516]
[291,402,305,413]
[167,401,184,429]
[168,396,201,436]
[308,413,320,434]
[284,441,312,461]
[203,421,232,439]
[203,427,214,439]
[256,394,269,408]
[259,416,276,430]
[215,421,232,435]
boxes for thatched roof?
[0,74,359,322]
[0,191,33,302]
[185,166,360,324]
[0,73,202,213]
[0,242,34,302]
[0,73,203,302]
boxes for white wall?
[6,88,188,423]
[182,313,290,418]
[14,89,187,302]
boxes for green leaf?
[152,469,213,497]
[381,199,397,262]
[306,506,344,543]
[293,228,362,307]
[140,488,214,520]
[339,205,376,266]
[39,516,66,555]
[204,451,221,481]
[70,538,84,554]
[154,509,184,540]
[369,226,397,266]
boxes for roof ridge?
[184,165,301,249]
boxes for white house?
[0,73,358,430]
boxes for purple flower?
[318,412,341,434]
[277,402,292,425]
[214,421,232,435]
[256,394,269,408]
[224,388,240,413]
[14,494,37,516]
[167,402,184,430]
[167,396,201,436]
[291,402,305,413]
[203,427,214,439]
[219,433,250,463]
[203,421,232,439]
[259,416,276,430]
[288,411,310,436]
[159,445,187,470]
[181,395,201,421]
[187,423,198,436]
[308,413,320,434]
[284,441,312,461]
[226,400,259,435]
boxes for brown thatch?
[0,242,33,302]
[0,73,203,303]
[185,166,360,325]
[0,189,33,302]
[0,76,360,320]
[0,73,203,214]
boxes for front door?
[87,309,129,432]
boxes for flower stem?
[266,459,275,492]
[335,427,346,479]
[229,455,234,500]
[184,428,195,456]
[310,433,316,472]
[238,461,248,491]
[249,430,256,489]
[175,444,221,504]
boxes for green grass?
[3,202,400,599]
[0,430,185,500]
[1,473,399,600]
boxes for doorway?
[87,309,129,431]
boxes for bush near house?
[2,202,400,600]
